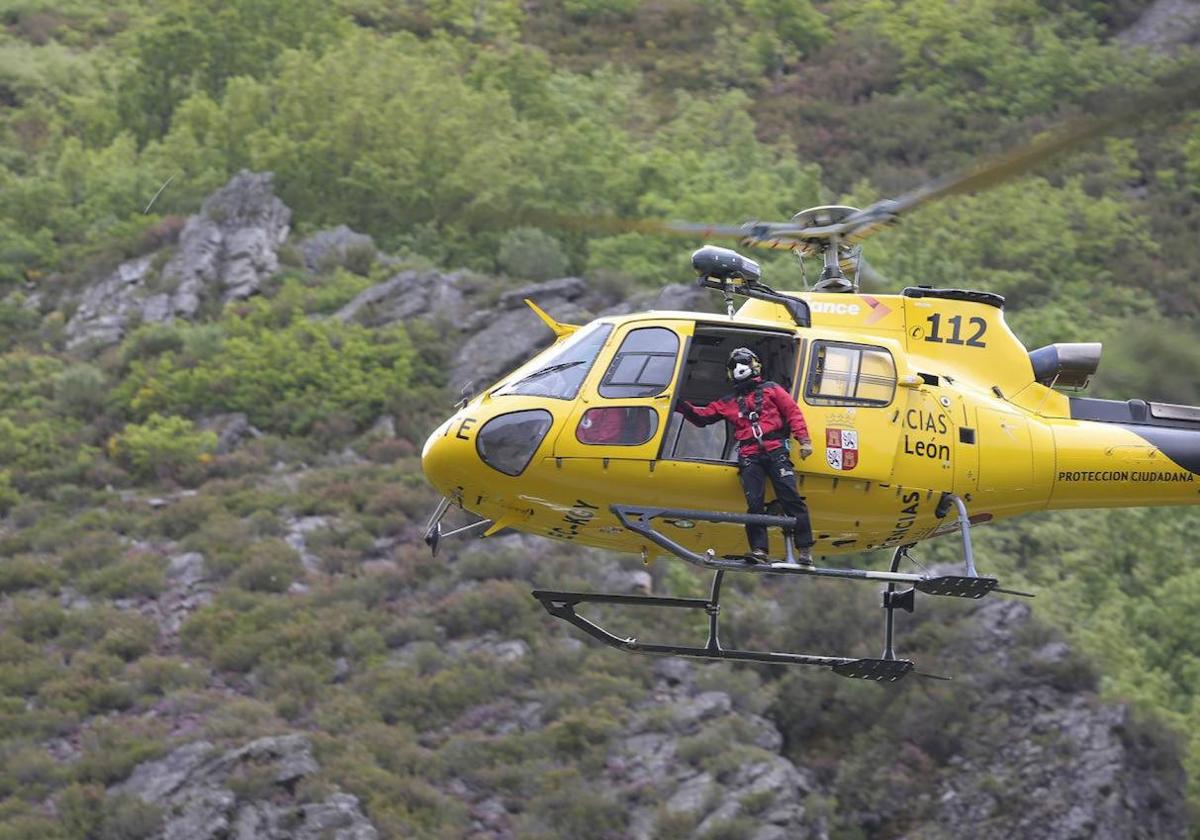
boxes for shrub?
[61,531,124,575]
[438,580,535,638]
[0,470,21,515]
[73,723,167,786]
[133,656,206,696]
[98,614,159,661]
[11,597,65,642]
[518,769,628,839]
[0,805,67,840]
[180,512,254,578]
[230,539,302,593]
[52,363,107,418]
[0,743,64,801]
[0,555,61,593]
[498,227,568,281]
[80,555,167,599]
[114,304,414,437]
[653,807,701,840]
[153,493,221,539]
[107,414,216,483]
[701,817,761,840]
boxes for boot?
[795,546,814,567]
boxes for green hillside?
[1,1,1199,836]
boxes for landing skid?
[533,573,915,682]
[532,496,1031,680]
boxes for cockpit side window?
[494,323,614,400]
[806,342,896,407]
[599,327,680,398]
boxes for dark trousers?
[739,448,813,552]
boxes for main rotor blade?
[836,60,1200,245]
[520,211,749,240]
[528,212,819,251]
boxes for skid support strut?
[423,497,491,557]
[611,504,1009,598]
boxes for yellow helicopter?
[420,69,1200,681]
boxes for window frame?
[575,406,661,447]
[804,340,897,408]
[598,326,681,399]
[492,322,615,401]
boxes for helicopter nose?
[421,419,463,496]
[423,408,557,494]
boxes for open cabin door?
[644,325,804,550]
[797,340,903,483]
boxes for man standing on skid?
[677,348,816,565]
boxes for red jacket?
[679,379,811,457]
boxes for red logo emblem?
[826,428,859,471]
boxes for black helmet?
[726,347,762,382]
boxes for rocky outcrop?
[610,662,823,840]
[448,277,595,392]
[113,734,378,840]
[907,599,1187,840]
[67,171,290,348]
[335,268,476,328]
[1119,0,1200,51]
[299,225,376,273]
[338,267,718,392]
[195,413,261,455]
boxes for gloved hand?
[798,438,814,460]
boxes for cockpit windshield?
[494,322,615,400]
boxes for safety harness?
[736,381,787,448]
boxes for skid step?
[832,658,914,681]
[914,575,998,599]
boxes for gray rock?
[651,657,693,687]
[495,276,588,310]
[445,635,530,663]
[167,552,207,588]
[449,298,590,393]
[196,412,261,454]
[284,515,330,573]
[651,282,718,313]
[117,740,216,803]
[66,255,155,347]
[667,771,715,816]
[368,415,396,438]
[66,171,290,348]
[671,691,733,730]
[335,269,471,327]
[1118,0,1200,52]
[295,794,379,840]
[300,225,376,273]
[113,734,378,840]
[602,567,653,594]
[890,597,1189,840]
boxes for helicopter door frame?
[552,320,691,462]
[798,338,905,483]
[660,324,804,465]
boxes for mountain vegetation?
[0,0,1198,837]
